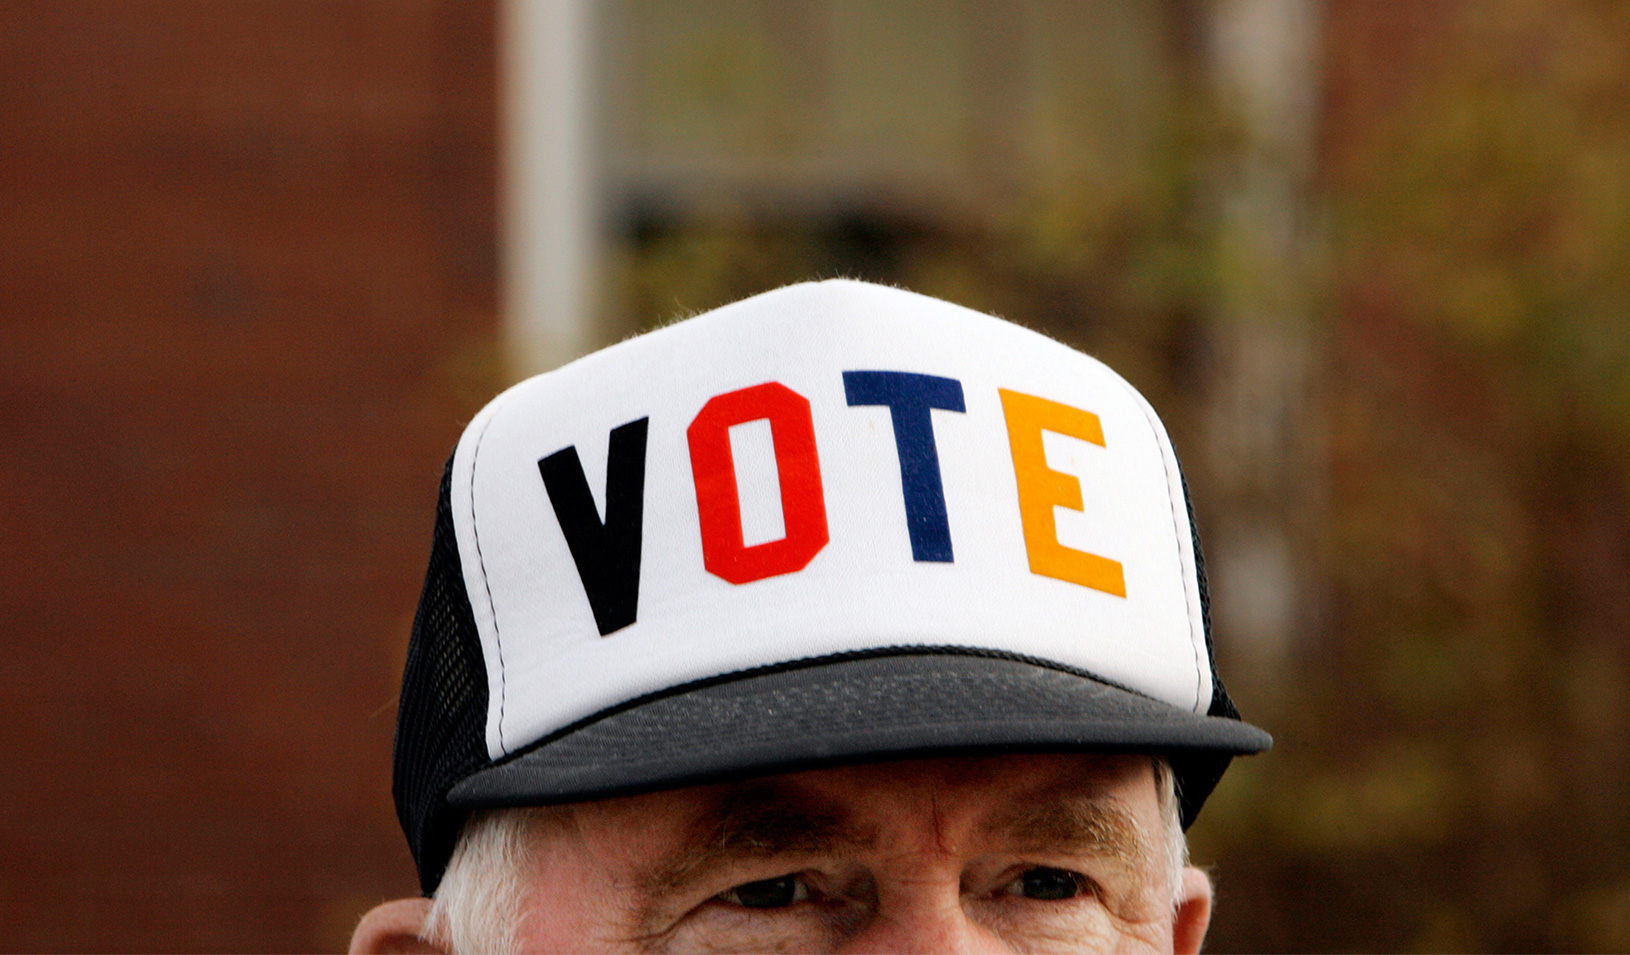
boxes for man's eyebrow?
[987,790,1151,869]
[636,783,875,900]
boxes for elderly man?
[352,281,1269,953]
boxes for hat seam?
[465,402,510,754]
[1128,394,1208,714]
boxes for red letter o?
[687,382,829,584]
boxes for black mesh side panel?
[1171,458,1239,829]
[1181,464,1240,723]
[393,455,491,895]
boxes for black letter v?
[538,417,648,636]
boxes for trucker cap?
[393,279,1271,894]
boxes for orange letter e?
[998,389,1126,597]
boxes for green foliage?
[1196,2,1630,950]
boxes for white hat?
[393,280,1270,893]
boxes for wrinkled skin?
[354,753,1213,954]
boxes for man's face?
[479,753,1209,953]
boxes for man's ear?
[349,897,446,955]
[1172,866,1213,955]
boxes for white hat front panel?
[452,281,1210,759]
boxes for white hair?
[423,758,1190,953]
[421,808,533,955]
[1153,757,1191,909]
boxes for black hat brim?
[449,651,1270,821]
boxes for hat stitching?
[465,406,510,753]
[1129,393,1207,714]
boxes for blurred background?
[2,0,1628,951]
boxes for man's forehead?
[589,753,1162,914]
[584,752,1159,849]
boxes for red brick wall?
[0,2,496,950]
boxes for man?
[353,280,1270,953]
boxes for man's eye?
[1008,867,1085,901]
[718,874,809,909]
